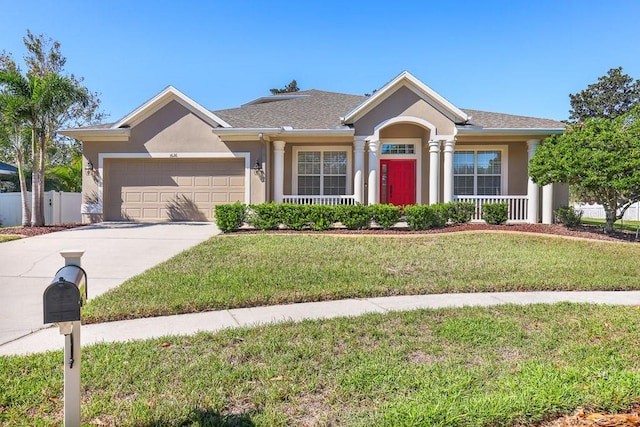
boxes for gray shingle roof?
[461,109,564,129]
[0,161,18,174]
[213,90,367,129]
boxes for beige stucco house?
[61,71,566,224]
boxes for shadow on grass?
[140,408,257,426]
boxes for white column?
[353,138,366,204]
[428,140,441,205]
[527,139,540,223]
[273,140,286,203]
[542,184,554,224]
[367,140,378,205]
[443,139,455,203]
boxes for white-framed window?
[453,147,507,196]
[381,143,415,155]
[293,146,352,195]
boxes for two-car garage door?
[105,158,245,221]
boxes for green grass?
[0,234,22,243]
[83,233,640,323]
[582,217,640,233]
[3,304,640,426]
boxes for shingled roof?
[213,89,564,130]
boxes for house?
[60,71,566,224]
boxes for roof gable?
[113,86,231,129]
[341,71,469,125]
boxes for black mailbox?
[43,265,87,324]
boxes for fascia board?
[112,86,231,129]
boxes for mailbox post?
[43,250,86,427]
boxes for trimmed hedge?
[215,201,480,232]
[482,202,509,225]
[554,206,583,227]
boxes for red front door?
[380,159,416,205]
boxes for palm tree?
[0,68,88,226]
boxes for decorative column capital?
[273,140,286,151]
[367,140,378,153]
[443,139,456,153]
[526,139,540,158]
[354,138,366,151]
[428,140,441,153]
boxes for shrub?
[279,204,311,230]
[447,201,476,224]
[404,204,448,230]
[481,202,508,225]
[247,203,281,230]
[335,204,371,230]
[214,202,246,232]
[555,206,583,227]
[307,205,336,231]
[369,204,401,229]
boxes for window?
[381,143,415,155]
[454,150,502,195]
[296,150,348,195]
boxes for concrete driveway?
[0,222,220,346]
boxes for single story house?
[61,71,566,224]
[0,161,17,176]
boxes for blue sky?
[2,0,639,122]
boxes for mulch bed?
[0,223,83,237]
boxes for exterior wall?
[82,100,264,222]
[353,86,456,136]
[553,183,570,210]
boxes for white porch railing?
[282,195,357,205]
[454,195,529,222]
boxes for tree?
[529,107,640,233]
[569,67,640,122]
[270,79,300,95]
[0,32,101,226]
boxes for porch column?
[428,140,441,205]
[542,184,554,224]
[273,140,286,203]
[353,138,366,204]
[526,139,540,223]
[443,139,455,203]
[367,140,378,205]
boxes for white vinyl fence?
[0,191,82,226]
[574,202,640,221]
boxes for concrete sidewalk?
[2,290,640,356]
[0,222,220,346]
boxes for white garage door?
[105,158,245,221]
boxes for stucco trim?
[341,71,469,124]
[95,152,251,215]
[113,86,231,129]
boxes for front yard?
[3,304,640,426]
[83,232,640,323]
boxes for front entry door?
[380,159,416,205]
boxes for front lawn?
[83,233,640,323]
[2,304,640,426]
[582,217,640,233]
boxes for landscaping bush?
[335,204,371,230]
[307,205,336,231]
[214,202,246,232]
[447,201,476,224]
[404,204,448,230]
[482,202,508,225]
[369,204,401,229]
[278,204,312,230]
[555,205,583,227]
[246,203,281,230]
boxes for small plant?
[335,204,371,230]
[214,202,246,232]
[307,205,336,231]
[369,204,401,229]
[554,206,583,227]
[447,201,476,224]
[404,204,448,230]
[247,203,281,230]
[482,202,508,225]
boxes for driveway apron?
[0,222,219,346]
